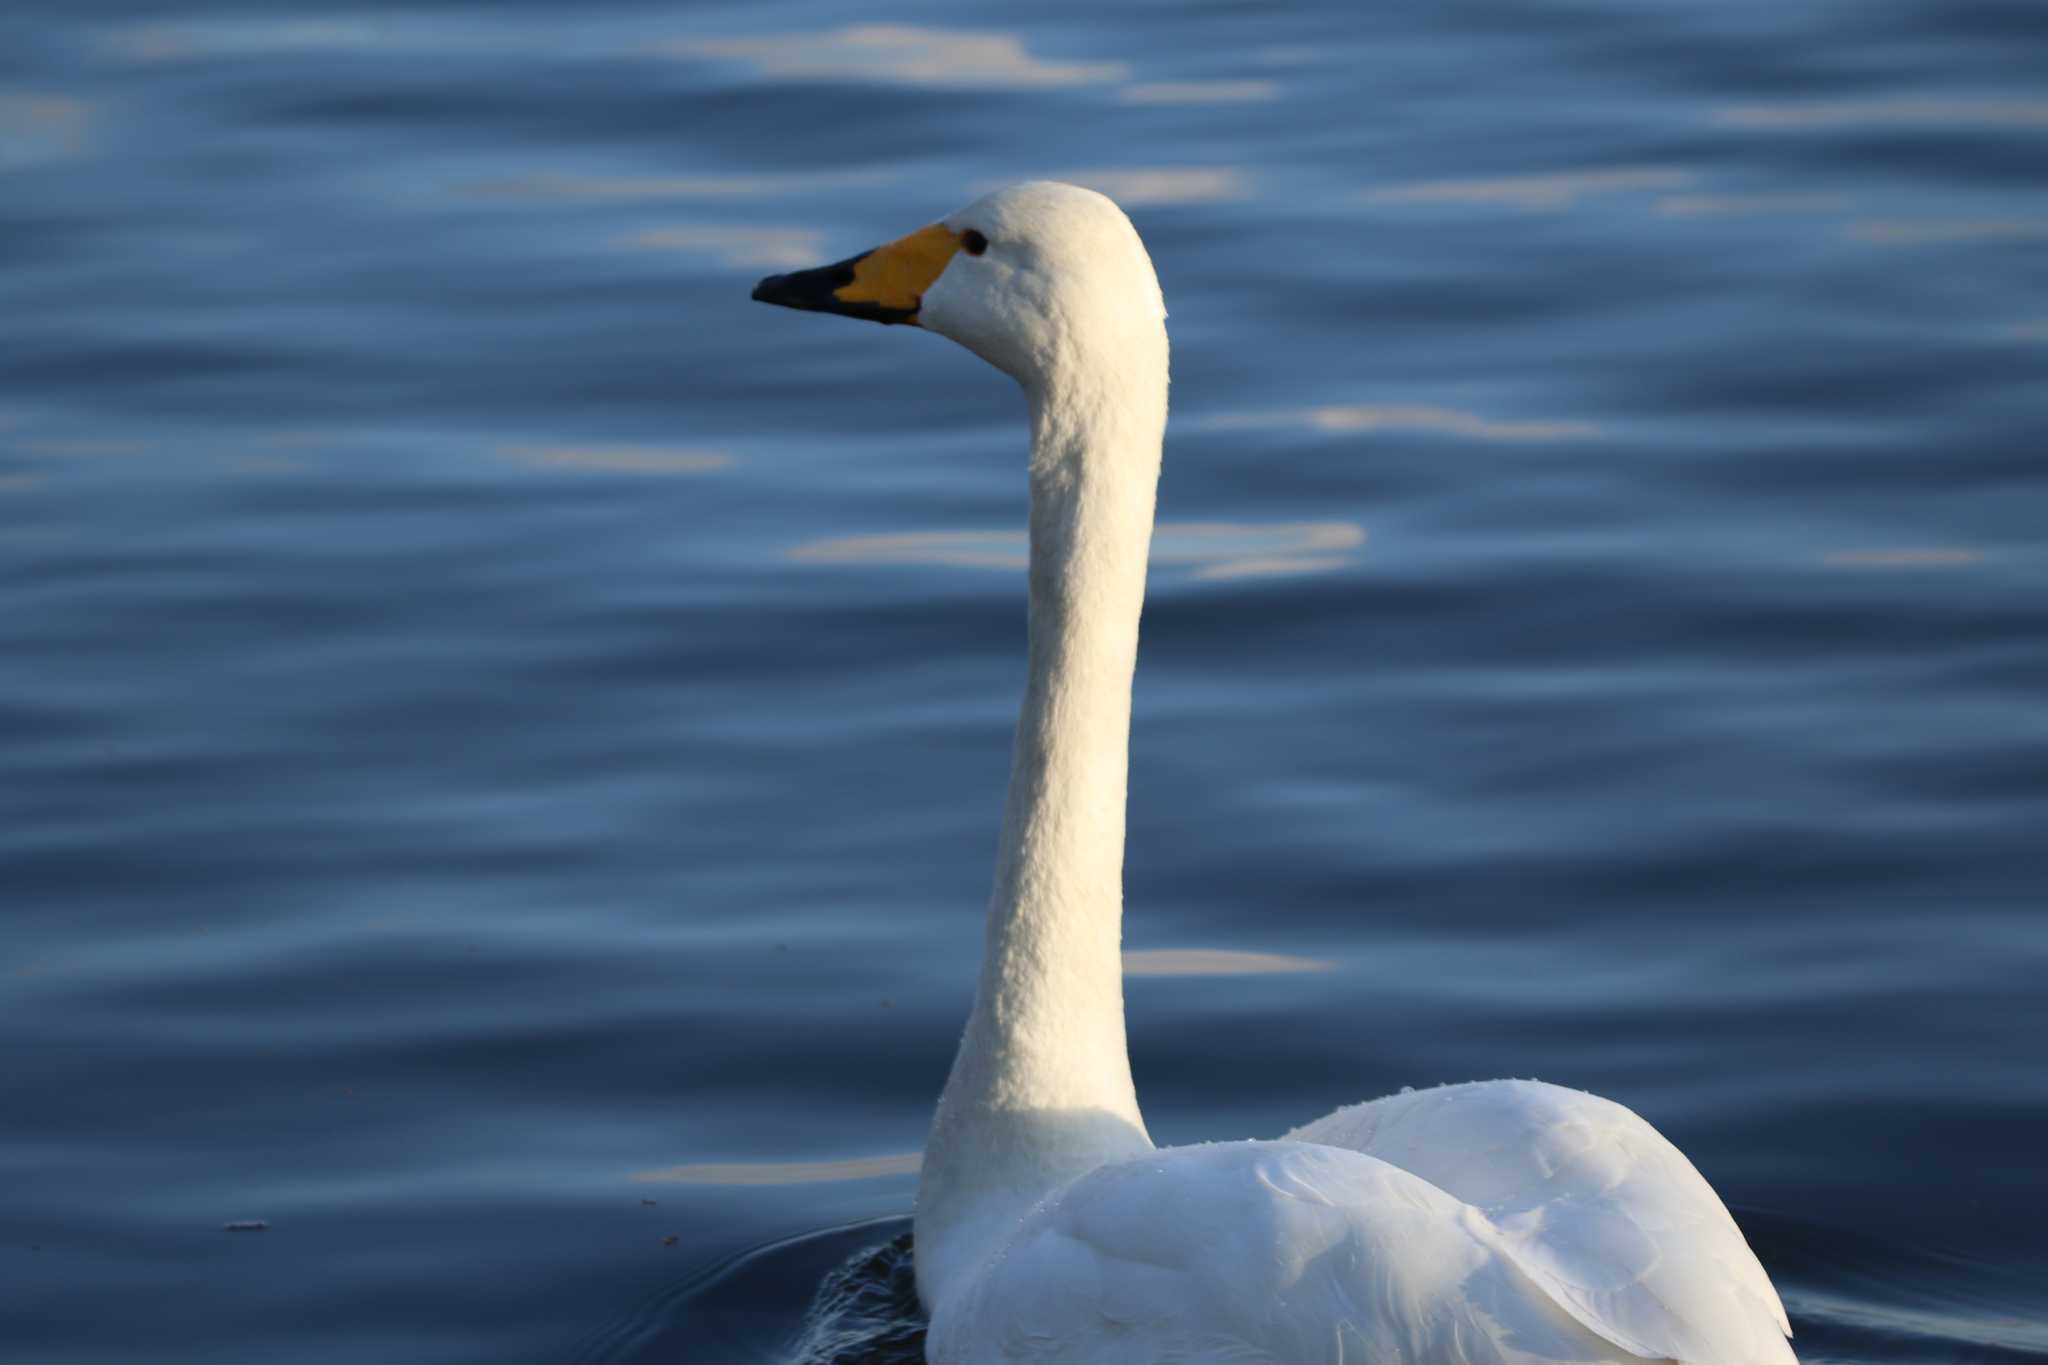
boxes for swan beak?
[751,223,962,327]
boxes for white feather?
[1289,1080,1795,1365]
[929,1141,1651,1365]
[762,182,1796,1365]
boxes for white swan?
[752,182,1794,1365]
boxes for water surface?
[3,2,2045,1362]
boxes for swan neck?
[981,388,1157,1050]
[914,360,1166,1310]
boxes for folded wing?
[927,1139,1652,1365]
[1287,1080,1794,1365]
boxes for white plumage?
[1289,1081,1794,1365]
[925,1080,1793,1365]
[754,182,1794,1365]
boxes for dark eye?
[961,228,988,256]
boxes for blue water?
[4,3,2045,1361]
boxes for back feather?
[1287,1080,1794,1365]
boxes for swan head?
[751,181,1166,392]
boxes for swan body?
[752,182,1793,1365]
[932,1132,1692,1365]
[1287,1080,1793,1365]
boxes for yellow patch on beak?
[833,223,962,320]
[751,222,962,326]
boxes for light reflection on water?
[621,226,829,269]
[19,437,151,459]
[1713,98,2048,130]
[1849,218,2048,246]
[1650,194,1844,219]
[1358,167,1693,211]
[1186,406,1600,442]
[971,167,1247,206]
[674,26,1129,91]
[1116,81,1282,107]
[0,90,91,162]
[461,170,904,203]
[789,521,1364,580]
[1121,947,1331,976]
[1818,548,1984,569]
[637,1154,923,1187]
[498,445,732,474]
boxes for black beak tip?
[751,267,836,312]
[748,256,911,325]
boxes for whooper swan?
[752,181,1795,1365]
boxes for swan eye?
[961,229,988,257]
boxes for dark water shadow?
[576,1218,922,1365]
[572,1203,2048,1365]
[1742,1209,2048,1365]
